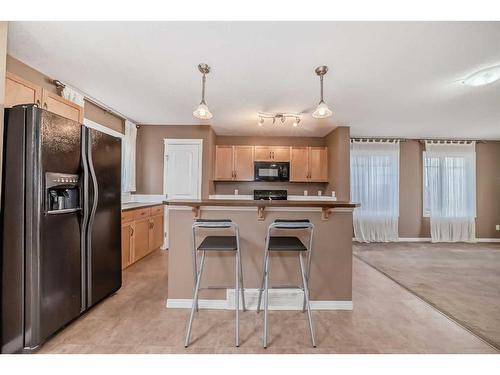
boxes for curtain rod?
[53,79,139,126]
[350,137,406,142]
[418,139,487,144]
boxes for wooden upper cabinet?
[5,72,42,108]
[5,72,84,123]
[214,146,234,181]
[272,147,291,162]
[290,147,310,182]
[42,90,84,123]
[254,146,273,161]
[254,146,290,161]
[290,147,328,182]
[309,147,328,182]
[233,146,254,181]
[215,145,255,181]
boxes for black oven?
[254,162,289,182]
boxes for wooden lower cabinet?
[121,205,164,270]
[121,222,134,269]
[133,217,151,262]
[149,214,164,251]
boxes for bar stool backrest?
[272,219,313,230]
[193,218,235,229]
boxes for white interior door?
[163,139,203,249]
[164,139,203,200]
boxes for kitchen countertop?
[121,202,164,211]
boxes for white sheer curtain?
[350,140,400,242]
[61,85,85,107]
[424,141,476,242]
[121,120,137,193]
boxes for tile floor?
[38,248,498,354]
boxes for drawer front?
[121,210,135,223]
[133,207,151,219]
[150,205,164,216]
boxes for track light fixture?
[257,112,301,127]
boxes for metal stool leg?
[257,235,270,313]
[184,250,206,348]
[191,227,199,312]
[263,252,270,348]
[236,228,246,312]
[299,252,316,348]
[235,248,240,347]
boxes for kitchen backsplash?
[214,181,329,196]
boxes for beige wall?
[399,140,430,237]
[0,23,8,207]
[216,135,326,147]
[325,126,351,201]
[135,125,216,197]
[83,100,124,134]
[6,55,124,133]
[398,140,500,239]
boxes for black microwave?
[254,162,289,182]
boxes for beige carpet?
[354,242,500,350]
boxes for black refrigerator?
[0,104,122,353]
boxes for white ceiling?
[7,21,500,138]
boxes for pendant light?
[312,65,333,119]
[193,63,213,120]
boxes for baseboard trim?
[166,289,352,311]
[353,237,500,243]
[476,238,500,243]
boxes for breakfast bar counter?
[165,199,358,310]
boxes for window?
[350,140,400,242]
[423,141,476,242]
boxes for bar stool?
[256,219,316,348]
[184,219,246,348]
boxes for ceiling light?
[258,112,301,127]
[312,65,333,119]
[193,63,213,120]
[462,65,500,87]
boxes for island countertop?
[164,199,359,208]
[164,199,359,221]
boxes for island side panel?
[167,207,353,302]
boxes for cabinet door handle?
[130,227,134,237]
[36,99,41,106]
[43,102,48,109]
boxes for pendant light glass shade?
[193,102,213,120]
[312,101,332,119]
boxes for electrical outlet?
[496,224,500,231]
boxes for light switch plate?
[496,224,500,231]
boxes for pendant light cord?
[201,73,206,104]
[320,74,324,103]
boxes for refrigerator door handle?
[86,130,99,306]
[81,128,90,312]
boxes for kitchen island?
[165,199,359,310]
